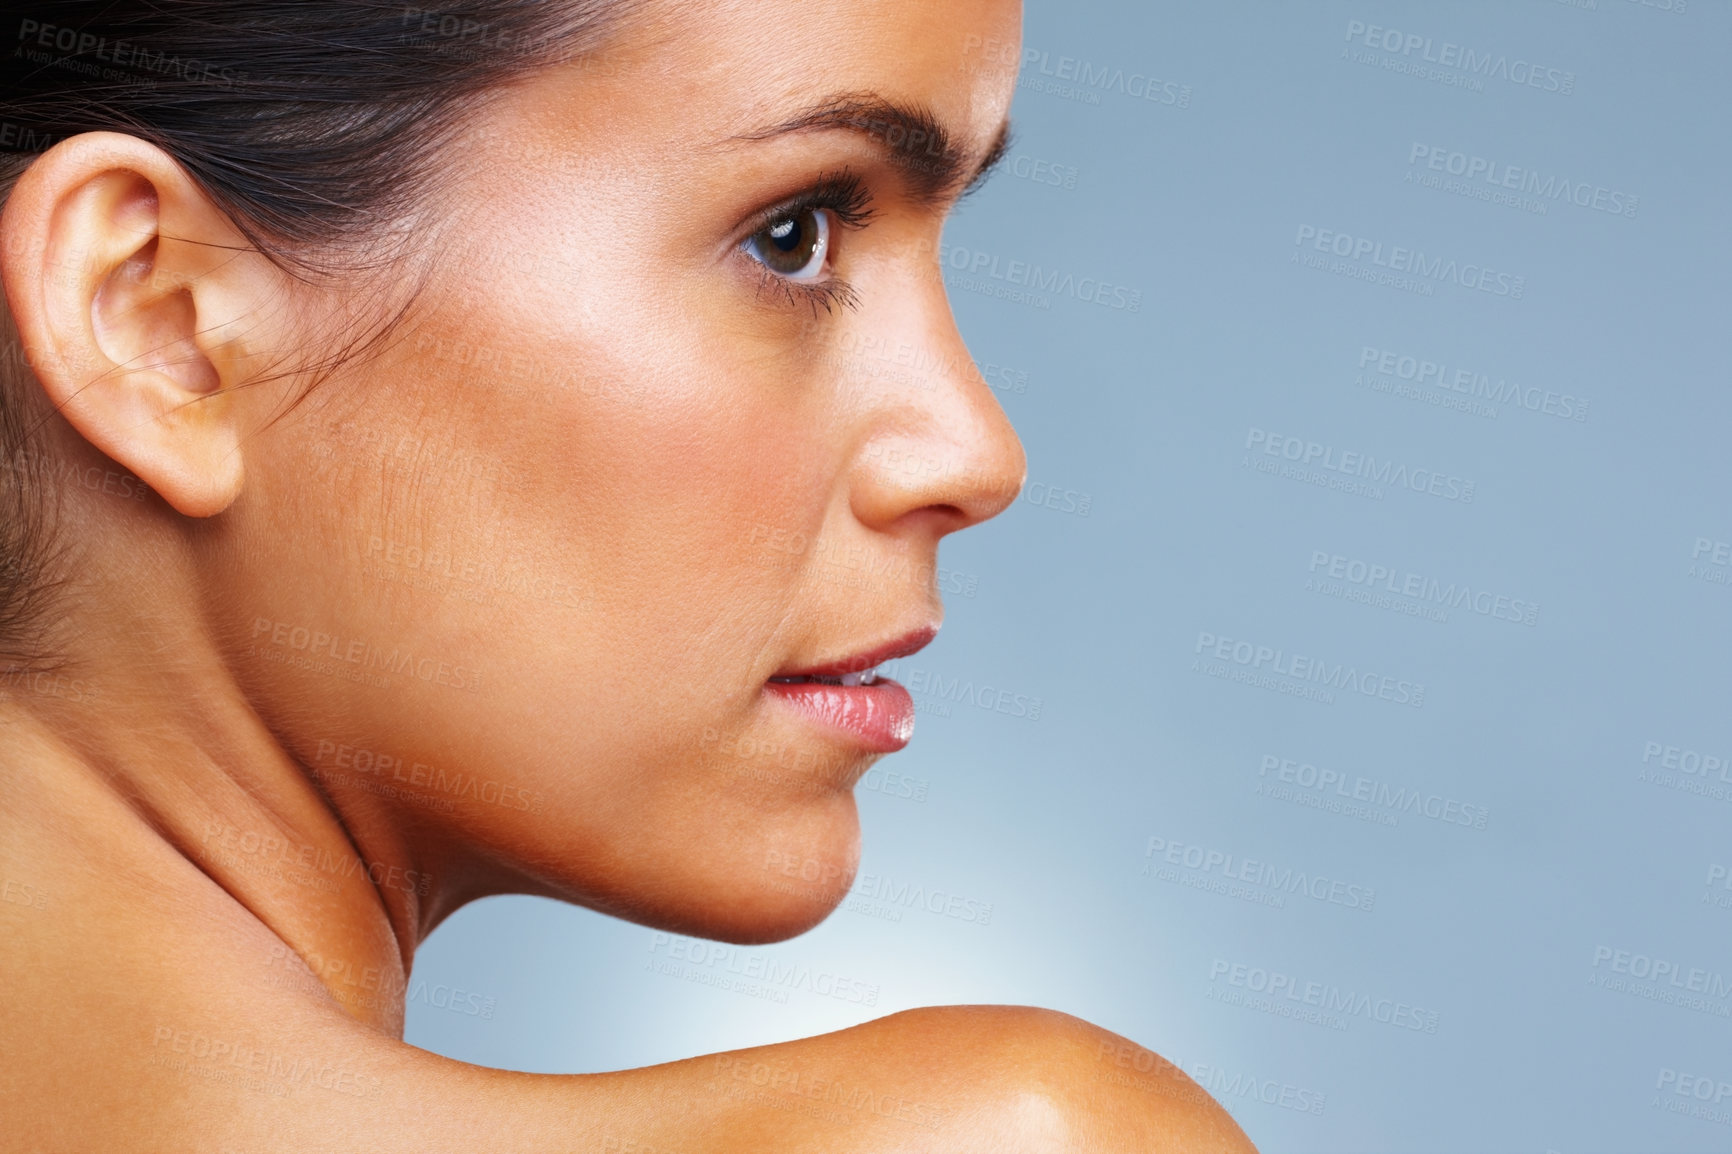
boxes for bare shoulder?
[861,1005,1260,1154]
[8,887,1256,1154]
[584,1004,1260,1154]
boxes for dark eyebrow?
[728,92,1014,208]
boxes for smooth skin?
[0,1,1257,1150]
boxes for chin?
[656,802,863,945]
[697,891,848,946]
[607,875,852,946]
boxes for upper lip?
[771,624,939,678]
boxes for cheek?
[391,271,825,666]
[509,361,825,681]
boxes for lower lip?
[763,679,916,753]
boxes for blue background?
[405,2,1731,1150]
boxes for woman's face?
[226,0,1025,942]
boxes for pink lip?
[764,625,938,752]
[763,680,916,753]
[771,625,939,678]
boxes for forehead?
[511,0,1021,171]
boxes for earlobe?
[0,132,265,518]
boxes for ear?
[0,132,274,517]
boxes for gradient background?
[404,2,1731,1150]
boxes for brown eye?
[743,206,832,280]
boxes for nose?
[846,267,1027,538]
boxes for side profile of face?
[157,0,1029,945]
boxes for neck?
[0,511,428,1034]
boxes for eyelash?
[740,169,877,316]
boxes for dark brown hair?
[0,1,634,668]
